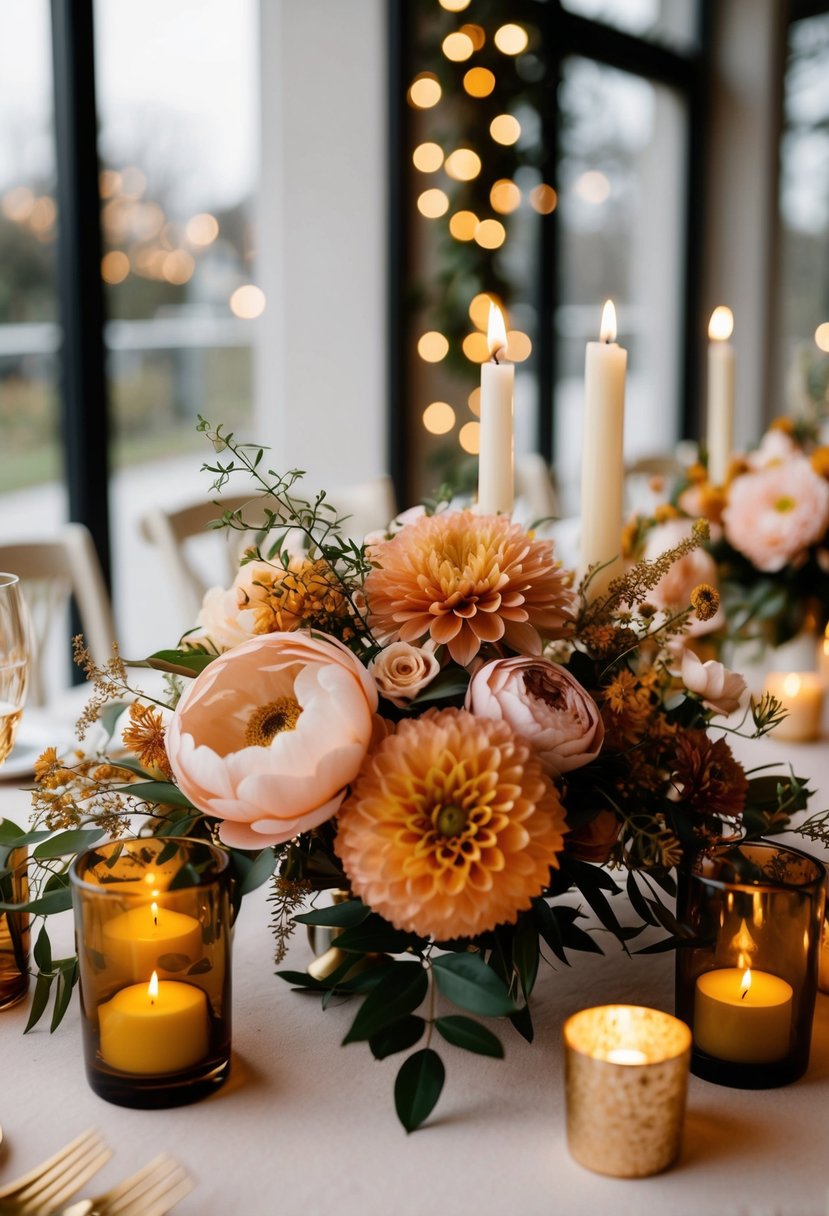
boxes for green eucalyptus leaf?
[369,1015,426,1060]
[509,1002,534,1043]
[24,972,53,1034]
[293,900,371,929]
[142,650,216,677]
[98,701,130,742]
[332,914,424,955]
[431,952,515,1017]
[394,1048,445,1133]
[435,1015,504,1058]
[33,924,52,972]
[239,848,278,896]
[111,782,196,810]
[406,666,470,707]
[512,911,540,999]
[50,959,79,1032]
[0,887,73,916]
[33,828,105,861]
[342,962,428,1044]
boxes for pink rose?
[166,631,378,848]
[465,656,604,775]
[643,520,725,636]
[369,641,440,708]
[681,650,747,716]
[723,456,829,573]
[746,429,796,469]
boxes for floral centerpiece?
[626,418,829,657]
[17,420,825,1131]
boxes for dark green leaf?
[0,887,73,916]
[509,1002,534,1043]
[33,924,52,972]
[0,819,26,844]
[636,935,704,955]
[239,848,277,896]
[626,871,659,927]
[294,900,370,929]
[435,1015,504,1058]
[50,959,79,1032]
[394,1049,445,1133]
[342,962,428,1044]
[512,911,539,999]
[24,972,53,1033]
[407,665,470,706]
[369,1015,425,1060]
[168,862,205,892]
[111,782,196,809]
[276,969,333,991]
[142,650,216,677]
[98,701,130,741]
[561,856,621,894]
[533,897,569,965]
[186,957,212,975]
[431,952,515,1017]
[333,913,424,955]
[33,828,105,861]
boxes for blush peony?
[166,631,378,848]
[465,657,604,775]
[335,708,567,939]
[722,456,829,573]
[364,510,576,667]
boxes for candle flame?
[783,672,802,698]
[740,968,751,1000]
[606,1048,648,1065]
[487,302,508,359]
[708,305,734,341]
[752,892,764,930]
[151,901,159,927]
[148,970,159,1002]
[731,917,757,967]
[599,299,616,343]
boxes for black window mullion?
[50,0,111,589]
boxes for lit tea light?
[763,671,824,742]
[563,1005,691,1178]
[98,970,210,1076]
[694,966,793,1064]
[102,901,202,982]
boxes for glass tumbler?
[70,836,232,1108]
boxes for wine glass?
[0,572,30,768]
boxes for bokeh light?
[101,250,129,285]
[490,114,521,145]
[460,24,486,50]
[2,186,34,222]
[230,284,266,318]
[99,169,121,199]
[530,183,557,214]
[468,387,481,417]
[462,332,490,362]
[417,331,449,362]
[469,292,505,332]
[408,73,441,109]
[162,249,195,285]
[439,0,470,11]
[445,148,482,182]
[490,179,521,214]
[423,401,456,434]
[120,166,147,199]
[459,421,481,454]
[186,212,219,246]
[474,218,506,249]
[417,188,450,218]
[412,142,444,173]
[574,170,610,204]
[442,31,474,61]
[449,210,479,241]
[816,322,829,352]
[29,196,56,233]
[494,24,529,54]
[463,67,495,97]
[505,330,532,361]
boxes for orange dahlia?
[335,707,567,939]
[364,510,575,666]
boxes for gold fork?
[0,1128,110,1215]
[61,1154,194,1216]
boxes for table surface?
[0,711,828,1216]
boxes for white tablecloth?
[0,727,828,1216]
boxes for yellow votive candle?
[102,902,202,981]
[763,671,824,742]
[694,967,792,1063]
[98,972,209,1075]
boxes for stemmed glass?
[0,572,29,766]
[0,572,31,1008]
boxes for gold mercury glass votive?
[0,846,28,1009]
[563,1005,692,1178]
[70,836,232,1109]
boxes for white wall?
[255,0,388,490]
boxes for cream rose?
[369,641,440,708]
[465,656,604,776]
[681,650,747,716]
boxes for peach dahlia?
[335,707,567,940]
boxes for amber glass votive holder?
[676,840,825,1089]
[0,846,28,1009]
[563,1005,691,1178]
[70,837,231,1109]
